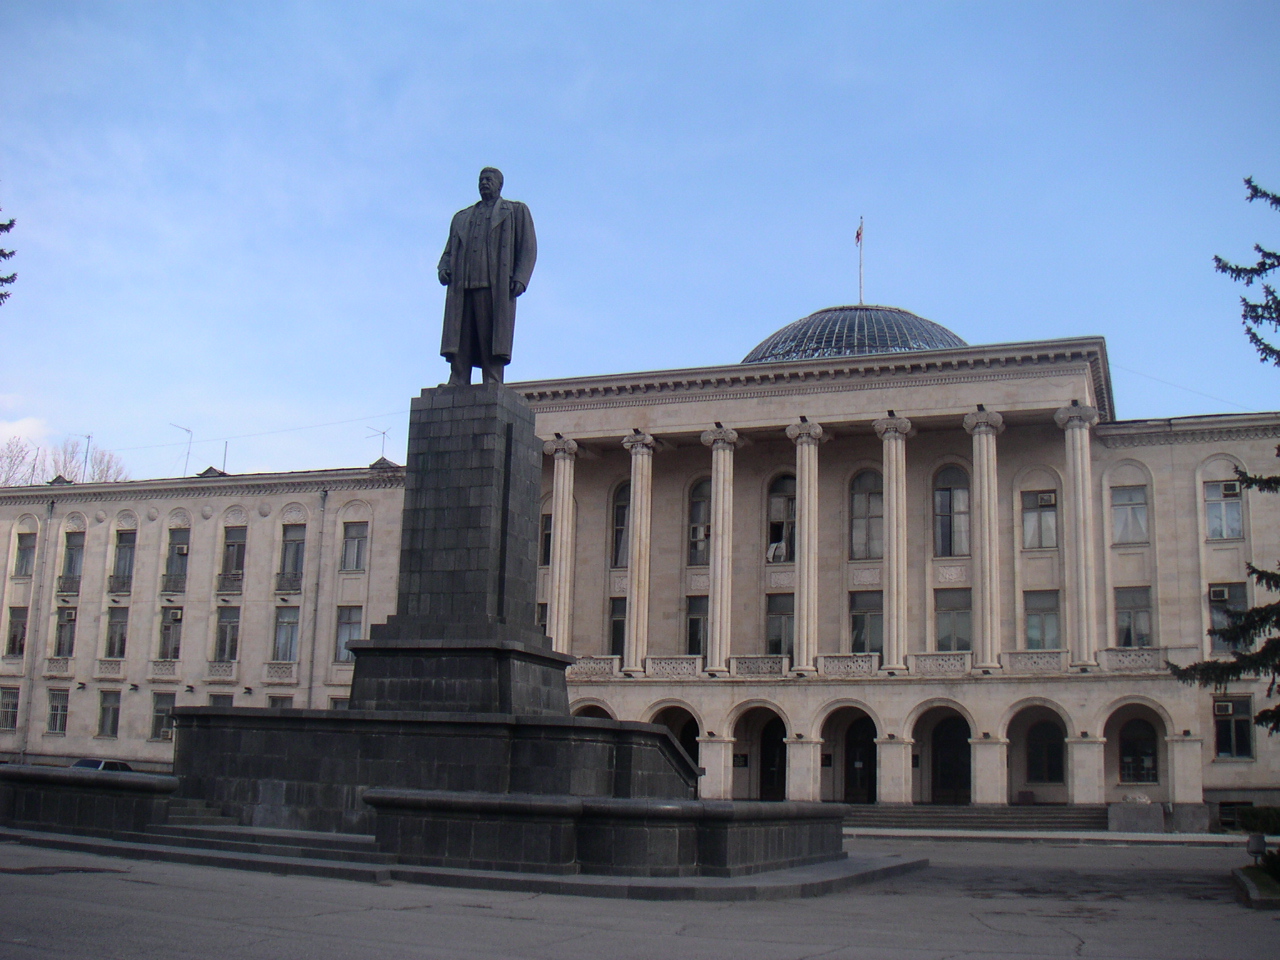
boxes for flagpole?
[857,216,864,305]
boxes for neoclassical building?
[1,304,1277,822]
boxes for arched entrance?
[819,707,877,803]
[732,706,787,801]
[912,706,971,805]
[572,704,613,720]
[1005,705,1068,805]
[652,705,700,765]
[1104,703,1169,802]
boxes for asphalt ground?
[0,837,1274,959]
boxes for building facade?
[1,304,1277,820]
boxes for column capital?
[1054,402,1099,430]
[785,420,826,445]
[622,431,656,456]
[700,425,741,449]
[962,408,1005,436]
[543,436,580,459]
[873,415,913,440]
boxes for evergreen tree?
[0,202,12,306]
[1172,179,1280,730]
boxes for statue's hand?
[438,270,451,286]
[510,279,526,297]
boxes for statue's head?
[478,167,504,201]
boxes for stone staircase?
[843,804,1110,832]
[164,798,240,827]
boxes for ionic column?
[543,436,579,655]
[1054,402,1100,666]
[700,425,739,676]
[785,420,825,675]
[873,415,913,671]
[963,408,1005,670]
[621,431,656,676]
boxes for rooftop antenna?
[170,424,193,476]
[856,216,864,305]
[366,426,389,459]
[77,434,92,482]
[222,440,229,473]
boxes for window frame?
[1118,718,1159,783]
[1204,480,1244,541]
[273,606,301,662]
[1115,586,1153,648]
[5,606,27,657]
[1023,590,1061,651]
[0,686,18,730]
[765,592,795,657]
[62,531,85,578]
[46,688,69,734]
[1214,697,1254,760]
[13,532,36,577]
[849,470,885,561]
[766,474,797,564]
[934,588,972,652]
[215,606,240,662]
[1025,720,1066,784]
[608,597,626,657]
[97,689,121,738]
[54,607,77,658]
[222,526,247,575]
[150,692,176,741]
[105,607,129,659]
[159,607,183,660]
[611,484,630,569]
[932,466,971,558]
[686,595,709,656]
[688,479,712,567]
[340,521,368,572]
[1020,490,1058,550]
[849,590,884,655]
[335,605,363,662]
[1110,485,1149,545]
[538,514,552,567]
[1209,582,1249,653]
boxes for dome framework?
[742,305,967,364]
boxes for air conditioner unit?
[1037,492,1057,507]
[1209,587,1229,602]
[1222,481,1241,497]
[1214,701,1235,716]
[166,609,183,622]
[159,728,174,740]
[175,544,189,555]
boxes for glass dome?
[742,305,967,363]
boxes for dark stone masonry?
[2,384,849,880]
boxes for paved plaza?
[0,837,1274,960]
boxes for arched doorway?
[652,705,700,765]
[912,706,971,805]
[819,707,877,803]
[732,706,787,801]
[572,704,613,720]
[1005,705,1068,805]
[1103,703,1169,803]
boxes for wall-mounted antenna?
[170,424,193,476]
[366,426,389,459]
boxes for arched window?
[766,475,796,563]
[611,482,630,568]
[1119,718,1158,783]
[849,470,884,560]
[1025,720,1065,783]
[933,466,970,557]
[688,479,711,566]
[1204,479,1243,540]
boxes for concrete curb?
[1233,867,1280,909]
[844,826,1262,847]
[0,825,927,900]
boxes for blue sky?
[2,1,1277,480]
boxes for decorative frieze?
[729,655,788,677]
[645,656,703,679]
[1001,650,1068,675]
[1099,647,1164,673]
[565,656,619,680]
[909,652,971,676]
[817,653,880,677]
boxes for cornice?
[1097,418,1280,449]
[0,468,405,508]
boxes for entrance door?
[931,715,971,805]
[844,716,877,803]
[759,717,787,801]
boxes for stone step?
[842,806,1110,831]
[148,824,389,857]
[165,814,241,826]
[120,827,397,865]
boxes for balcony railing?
[729,655,789,677]
[565,656,619,680]
[645,656,703,679]
[160,574,187,594]
[95,658,125,679]
[275,572,303,594]
[1001,650,1069,675]
[908,652,972,677]
[206,660,237,682]
[1099,646,1164,673]
[263,661,298,684]
[148,659,179,681]
[816,653,880,677]
[56,575,80,595]
[44,657,73,678]
[216,573,244,594]
[107,575,132,595]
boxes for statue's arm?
[510,203,537,296]
[437,213,459,285]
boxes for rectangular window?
[536,602,548,634]
[1024,590,1060,650]
[850,591,884,655]
[609,597,626,657]
[163,528,190,591]
[5,607,27,657]
[13,532,35,577]
[1205,481,1244,540]
[1209,582,1249,653]
[1021,491,1058,549]
[686,595,708,656]
[105,607,129,659]
[0,687,18,730]
[341,521,368,572]
[267,695,293,709]
[113,530,136,580]
[688,482,711,567]
[1215,698,1253,759]
[330,697,349,710]
[280,524,306,574]
[54,607,77,658]
[222,526,247,574]
[151,692,176,740]
[612,494,629,568]
[208,693,234,707]
[97,690,120,738]
[1111,486,1149,544]
[159,607,183,660]
[766,593,795,657]
[539,514,552,567]
[935,588,972,652]
[215,607,240,662]
[335,605,362,661]
[1115,587,1152,648]
[46,689,69,734]
[62,531,85,577]
[273,606,300,662]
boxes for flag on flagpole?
[855,221,863,245]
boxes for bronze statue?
[437,168,537,385]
